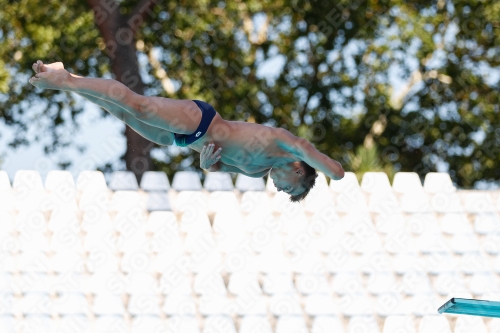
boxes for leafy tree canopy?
[1,0,499,187]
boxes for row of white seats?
[2,314,495,333]
[0,170,498,210]
[3,207,499,239]
[1,222,499,259]
[0,288,496,317]
[1,184,499,216]
[3,244,500,277]
[0,269,498,297]
[0,169,479,195]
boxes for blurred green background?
[0,0,499,187]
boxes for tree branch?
[86,0,121,47]
[128,0,160,35]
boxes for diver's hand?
[200,143,222,170]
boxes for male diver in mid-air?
[30,60,344,202]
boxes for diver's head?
[270,161,318,202]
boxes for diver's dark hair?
[289,161,318,203]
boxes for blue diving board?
[438,298,500,318]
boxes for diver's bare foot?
[32,60,64,74]
[29,60,72,90]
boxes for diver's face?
[270,164,304,196]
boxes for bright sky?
[0,99,127,183]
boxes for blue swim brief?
[174,100,216,147]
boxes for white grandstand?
[0,169,499,333]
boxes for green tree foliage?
[0,0,499,187]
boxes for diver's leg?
[33,61,174,145]
[79,93,174,146]
[50,67,201,135]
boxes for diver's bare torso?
[186,113,299,174]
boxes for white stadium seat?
[159,271,192,295]
[366,272,398,294]
[331,272,365,295]
[325,250,360,274]
[423,172,455,193]
[329,172,360,193]
[401,271,433,295]
[295,274,330,294]
[359,252,393,274]
[348,316,381,333]
[15,272,50,293]
[14,292,52,315]
[0,171,11,190]
[0,187,15,212]
[361,172,392,194]
[336,189,369,213]
[140,171,171,191]
[474,213,500,234]
[19,314,54,333]
[128,294,161,315]
[146,191,172,211]
[383,315,417,333]
[228,272,261,296]
[399,192,431,213]
[439,213,473,235]
[44,170,78,211]
[418,315,452,333]
[52,292,89,315]
[109,190,147,212]
[433,272,469,296]
[76,170,108,192]
[468,273,500,296]
[303,187,335,213]
[392,172,423,193]
[93,293,125,315]
[458,253,491,274]
[235,293,267,316]
[108,171,139,191]
[339,292,374,316]
[368,191,400,214]
[208,191,240,214]
[375,292,407,316]
[0,293,14,315]
[0,315,15,333]
[130,315,165,333]
[464,192,495,213]
[95,315,128,333]
[312,316,345,333]
[449,234,480,254]
[203,172,234,191]
[166,316,200,333]
[236,174,266,192]
[410,293,443,316]
[275,316,309,333]
[239,316,273,333]
[454,315,487,333]
[162,293,197,316]
[199,295,232,316]
[202,315,236,333]
[490,319,500,333]
[269,293,303,316]
[172,171,203,191]
[175,191,208,214]
[304,294,338,316]
[263,273,295,295]
[13,170,44,190]
[429,192,464,213]
[240,191,271,214]
[194,272,227,295]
